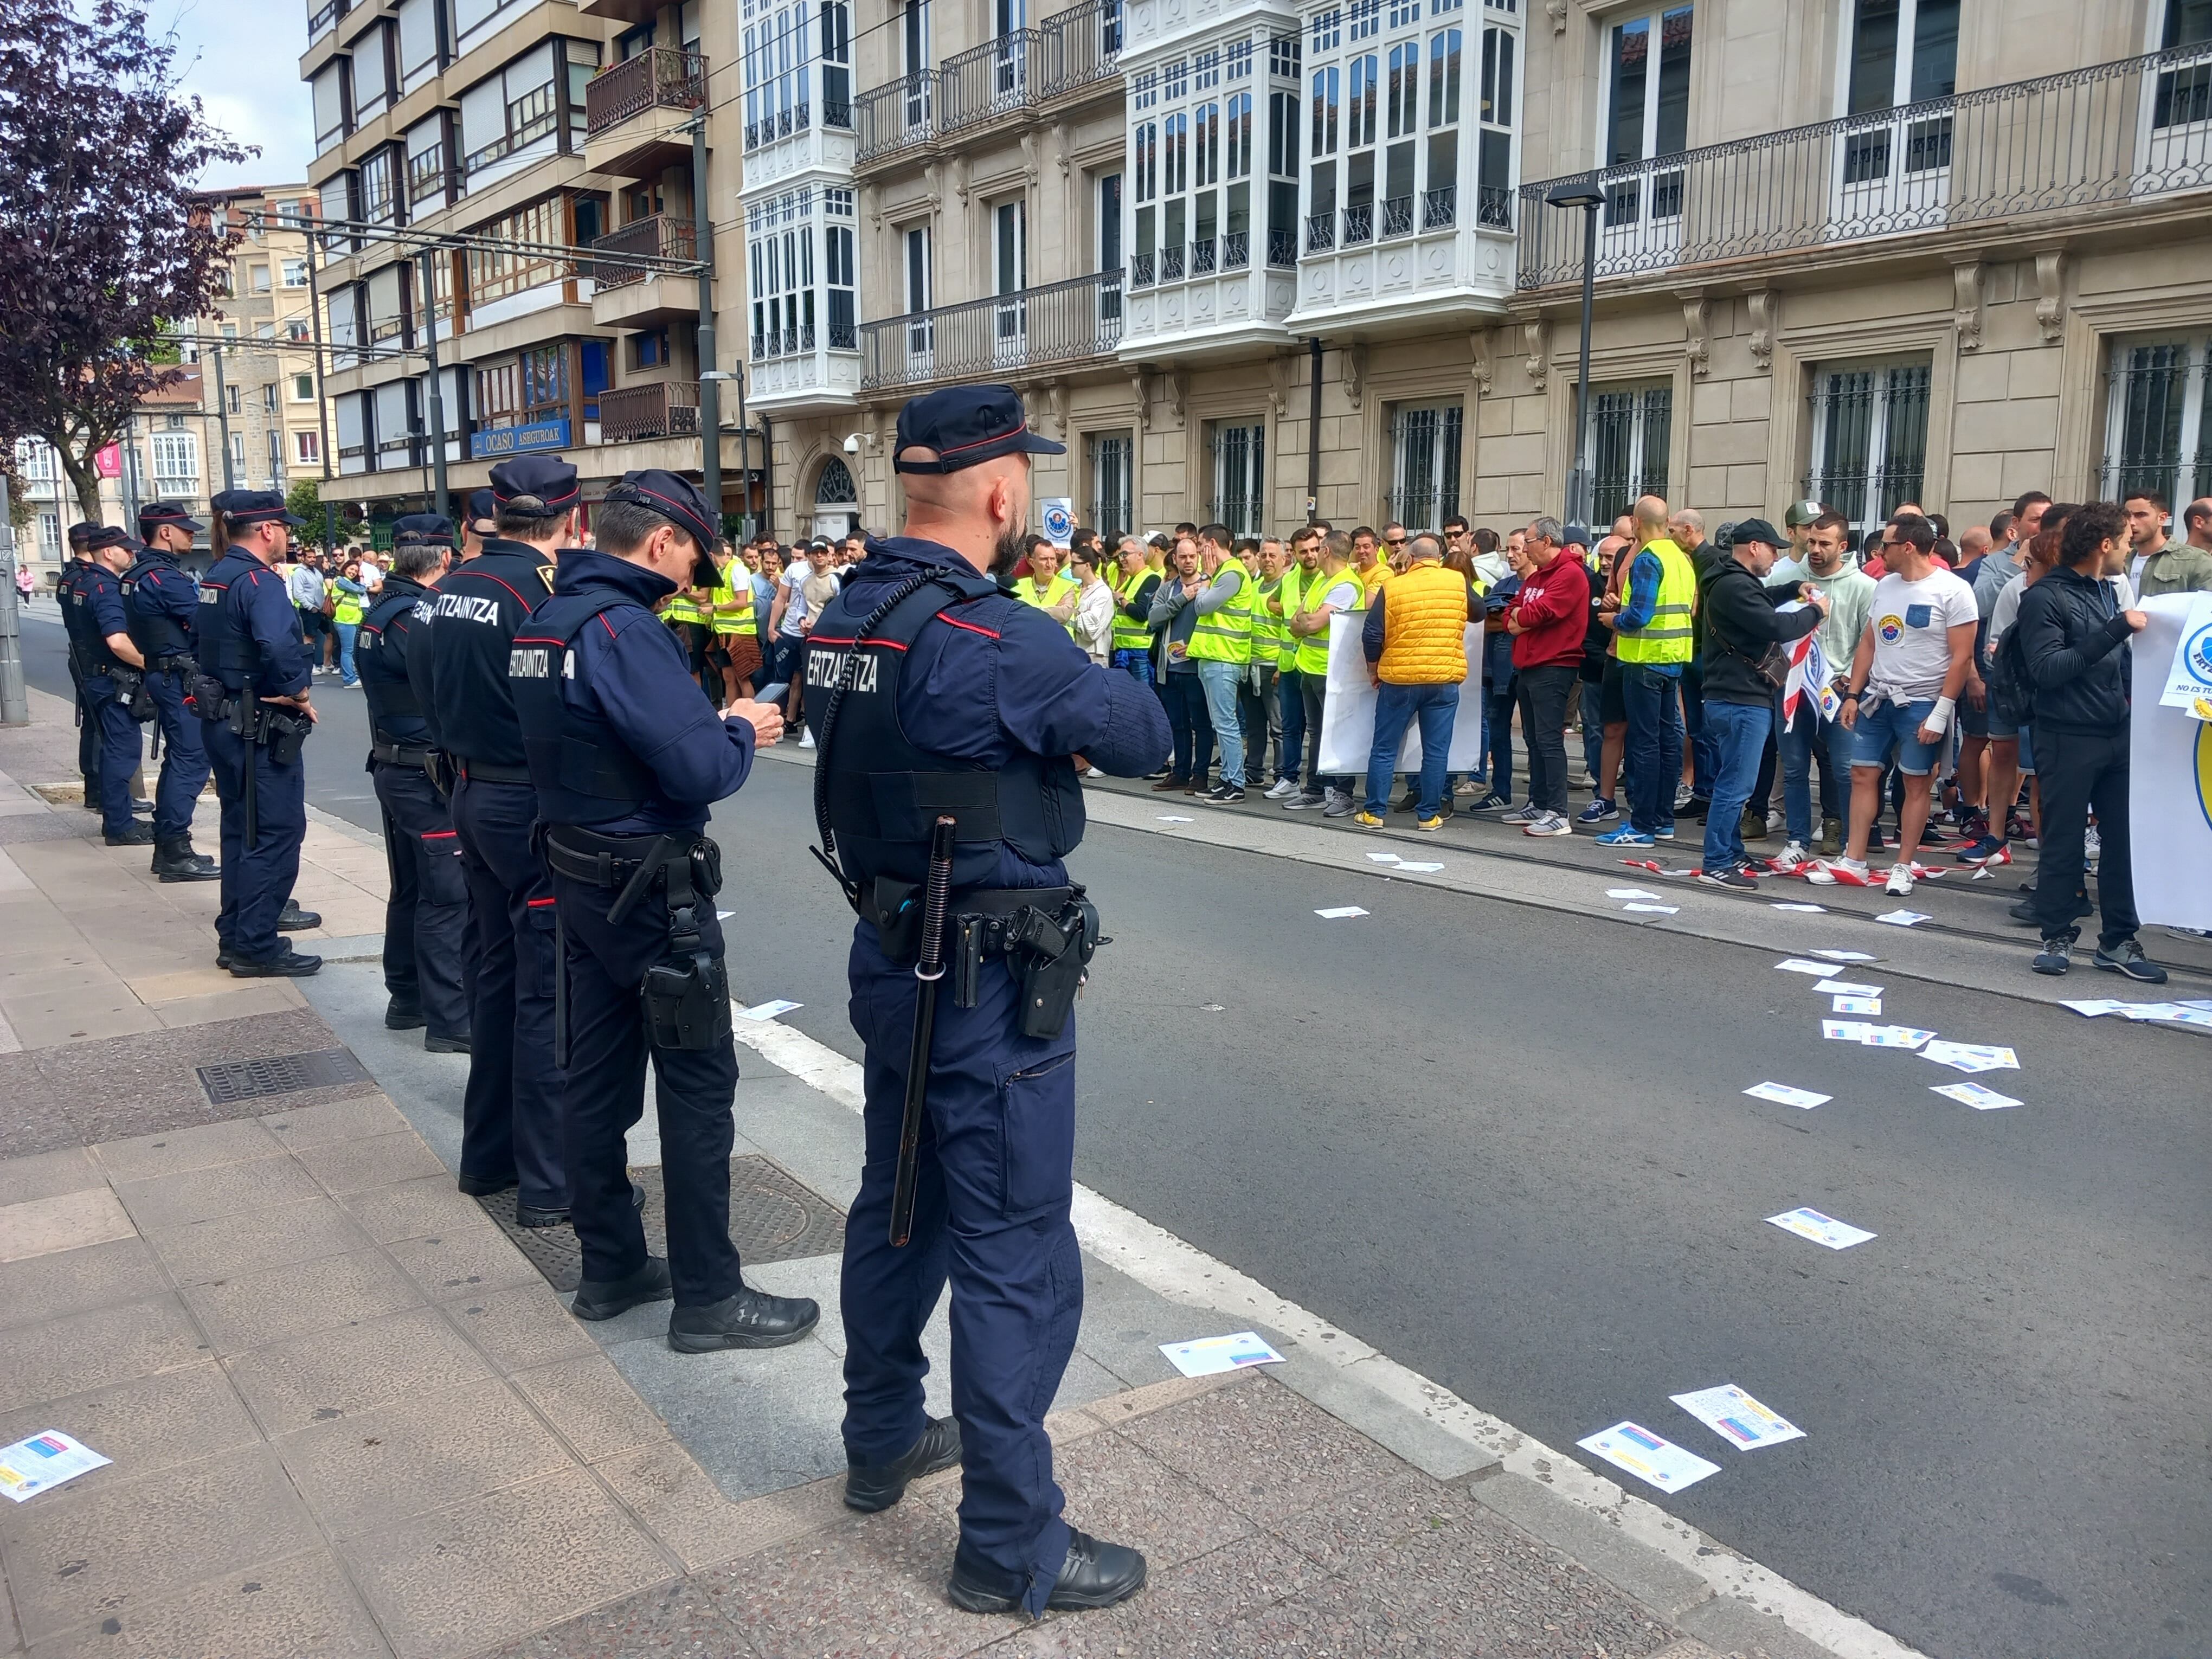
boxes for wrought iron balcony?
[1129,250,1155,288]
[1341,203,1373,246]
[1038,0,1122,99]
[585,47,706,138]
[599,380,701,445]
[749,322,816,362]
[1475,184,1513,229]
[1190,237,1217,275]
[1422,185,1456,230]
[590,215,696,290]
[1223,229,1249,269]
[1160,244,1185,281]
[854,0,1119,160]
[1305,212,1334,253]
[859,269,1123,391]
[855,74,935,161]
[1380,195,1414,239]
[939,30,1036,133]
[1518,41,2212,288]
[1267,228,1297,267]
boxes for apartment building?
[773,0,2212,542]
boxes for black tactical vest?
[510,591,660,826]
[121,555,193,661]
[357,583,428,746]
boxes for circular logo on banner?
[1877,614,1905,645]
[2197,719,2212,835]
[1042,501,1076,544]
[2182,620,2212,689]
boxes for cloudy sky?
[162,0,316,188]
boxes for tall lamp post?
[1544,176,1606,528]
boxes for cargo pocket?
[524,899,560,1000]
[419,831,468,908]
[996,1049,1076,1219]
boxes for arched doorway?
[812,456,859,540]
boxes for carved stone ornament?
[2034,250,2067,344]
[1044,380,1068,438]
[1129,365,1152,429]
[1547,0,1568,31]
[1470,327,1493,395]
[1342,343,1368,411]
[1523,320,1549,393]
[1268,354,1293,417]
[1165,366,1189,423]
[1746,289,1777,372]
[1952,261,1983,353]
[1682,297,1710,378]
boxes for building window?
[1388,401,1462,526]
[1473,24,1510,226]
[2099,333,2212,507]
[629,328,673,370]
[902,222,933,360]
[1584,382,1671,526]
[814,456,859,537]
[1209,420,1265,535]
[248,263,272,294]
[2154,0,2212,128]
[286,319,312,342]
[1804,359,1932,538]
[295,429,321,465]
[1841,0,1958,186]
[36,513,60,558]
[1086,431,1133,539]
[227,384,242,415]
[293,372,316,401]
[262,383,281,413]
[1602,7,1692,226]
[151,432,198,497]
[747,187,816,358]
[467,196,567,306]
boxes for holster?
[186,673,231,722]
[640,842,730,1052]
[932,885,1098,1037]
[255,708,311,765]
[425,750,455,799]
[109,665,152,721]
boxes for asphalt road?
[19,600,2207,1659]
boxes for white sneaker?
[1499,804,1544,825]
[799,730,816,750]
[1885,864,1915,896]
[1804,856,1873,888]
[1772,841,1809,872]
[1083,765,1102,777]
[2084,825,2101,861]
[1525,812,1572,838]
[1264,776,1298,800]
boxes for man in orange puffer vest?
[1355,530,1469,831]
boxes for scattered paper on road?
[1670,1385,1805,1451]
[1159,1333,1287,1378]
[1608,888,1661,900]
[1367,852,1403,863]
[2118,1002,2188,1022]
[1823,1019,1874,1043]
[1771,902,1827,912]
[1874,909,1932,927]
[1624,903,1679,914]
[1814,949,1877,962]
[1813,979,1882,996]
[1395,861,1445,872]
[1157,814,1194,823]
[1920,1040,2018,1073]
[2060,999,2126,1017]
[1767,1207,1876,1250]
[1862,1025,1936,1049]
[2160,1007,2212,1028]
[1314,906,1368,919]
[1831,995,1882,1015]
[0,1432,110,1502]
[736,999,803,1021]
[1576,1423,1722,1494]
[1744,1082,1830,1109]
[716,910,735,919]
[1776,959,1837,975]
[1932,1082,2021,1110]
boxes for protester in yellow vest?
[1159,525,1255,800]
[1245,538,1295,791]
[1011,542,1079,633]
[1355,531,1468,831]
[1593,493,1699,841]
[1108,536,1162,686]
[1264,528,1319,800]
[1284,531,1366,814]
[705,541,763,699]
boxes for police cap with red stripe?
[892,384,1065,474]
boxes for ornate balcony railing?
[855,74,935,160]
[855,0,1118,160]
[1038,0,1122,99]
[1129,250,1155,287]
[1380,195,1414,238]
[599,381,701,444]
[1341,203,1374,245]
[1306,211,1334,253]
[1223,229,1249,269]
[1476,184,1513,229]
[1422,185,1456,230]
[1160,244,1185,281]
[590,215,696,290]
[859,269,1122,391]
[1267,228,1297,267]
[750,322,817,361]
[1190,237,1217,275]
[585,47,706,139]
[939,30,1037,133]
[1517,42,2212,288]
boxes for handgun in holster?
[635,836,731,1052]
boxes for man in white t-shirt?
[1811,512,1978,896]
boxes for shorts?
[1599,655,1627,726]
[1958,692,1990,738]
[2016,723,2036,776]
[1849,695,1941,776]
[718,634,763,683]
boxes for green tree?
[286,477,325,536]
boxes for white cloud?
[158,0,315,188]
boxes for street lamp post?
[1544,176,1606,528]
[691,121,724,537]
[417,245,451,522]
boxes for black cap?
[1562,524,1592,548]
[466,490,497,531]
[1732,517,1784,550]
[211,489,305,528]
[84,525,134,552]
[391,513,455,548]
[490,455,581,516]
[893,384,1065,474]
[66,522,101,551]
[605,470,718,555]
[138,500,203,534]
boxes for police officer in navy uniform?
[66,526,156,848]
[125,501,220,880]
[807,387,1169,1618]
[515,469,820,1349]
[359,515,472,1054]
[198,491,322,978]
[459,488,497,563]
[427,455,570,1225]
[58,523,139,816]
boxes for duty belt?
[456,759,532,785]
[149,654,197,678]
[371,740,434,768]
[540,824,727,1064]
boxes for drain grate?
[482,1153,846,1294]
[197,1049,372,1105]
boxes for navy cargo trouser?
[202,715,306,963]
[82,680,142,837]
[145,669,211,843]
[840,922,1080,1618]
[373,759,471,1039]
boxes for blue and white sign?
[473,419,570,458]
[2158,593,2212,719]
[1039,498,1075,548]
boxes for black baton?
[242,709,259,847]
[889,815,957,1248]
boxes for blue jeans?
[1778,698,1854,846]
[1702,700,1772,871]
[1619,662,1684,835]
[1681,661,1719,798]
[1111,647,1154,688]
[1579,682,1605,786]
[1195,658,1246,787]
[1364,681,1458,817]
[1277,668,1305,783]
[336,621,359,684]
[1486,687,1515,798]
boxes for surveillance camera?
[842,432,864,456]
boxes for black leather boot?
[666,1284,820,1352]
[845,1416,962,1513]
[570,1256,674,1321]
[151,837,220,880]
[948,1528,1148,1615]
[276,900,321,931]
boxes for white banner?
[1315,615,1487,776]
[2130,595,2212,932]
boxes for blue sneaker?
[1594,826,1655,848]
[1653,823,1677,841]
[1576,799,1619,827]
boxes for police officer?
[198,491,321,977]
[358,515,472,1054]
[427,455,570,1225]
[66,526,156,848]
[513,470,818,1348]
[807,387,1169,1617]
[459,489,497,564]
[58,523,139,815]
[125,502,220,880]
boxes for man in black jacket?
[2015,502,2164,981]
[1694,519,1826,889]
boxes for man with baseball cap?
[64,525,156,848]
[58,523,128,812]
[124,502,218,879]
[460,489,497,562]
[426,454,576,1226]
[806,385,1169,1619]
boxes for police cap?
[391,513,455,548]
[466,489,498,531]
[892,384,1065,474]
[138,500,204,534]
[211,489,305,528]
[489,455,581,517]
[605,470,717,552]
[66,522,101,551]
[83,525,135,552]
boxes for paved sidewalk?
[0,694,1843,1659]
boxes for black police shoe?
[277,901,322,931]
[229,947,323,978]
[667,1284,821,1352]
[947,1528,1148,1616]
[845,1416,962,1513]
[517,1181,645,1229]
[424,1032,471,1054]
[385,1002,428,1031]
[151,838,219,881]
[456,1173,517,1198]
[570,1256,675,1321]
[104,821,157,846]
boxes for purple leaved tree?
[0,0,250,520]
